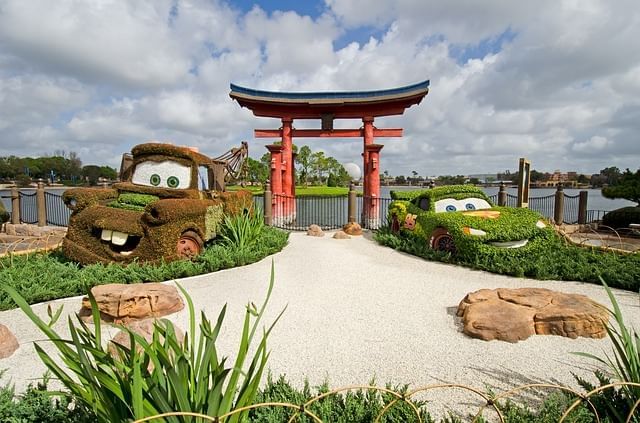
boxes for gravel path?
[1,231,639,417]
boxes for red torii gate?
[229,80,429,227]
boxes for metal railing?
[19,191,38,224]
[44,191,71,227]
[528,193,556,220]
[358,196,393,230]
[270,193,348,231]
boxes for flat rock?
[333,230,350,239]
[457,288,609,343]
[0,324,19,359]
[342,222,363,236]
[80,283,184,323]
[307,224,324,237]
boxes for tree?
[310,151,328,183]
[600,166,621,185]
[246,157,268,184]
[602,168,640,205]
[295,145,312,185]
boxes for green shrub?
[0,375,94,422]
[374,226,640,291]
[1,263,284,423]
[602,206,640,229]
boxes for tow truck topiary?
[62,142,251,265]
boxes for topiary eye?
[465,203,476,210]
[167,176,179,188]
[445,204,457,212]
[150,174,161,186]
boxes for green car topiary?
[388,185,553,259]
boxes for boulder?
[80,283,184,323]
[342,222,363,236]
[457,288,609,343]
[333,230,350,239]
[307,224,324,237]
[0,324,19,359]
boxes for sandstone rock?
[333,230,350,239]
[307,224,324,237]
[457,288,609,343]
[0,324,19,359]
[342,222,363,236]
[108,318,184,359]
[80,283,184,323]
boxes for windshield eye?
[150,174,161,186]
[445,204,457,212]
[167,176,179,188]
[465,203,476,210]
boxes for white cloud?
[0,0,639,178]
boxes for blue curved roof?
[229,80,429,101]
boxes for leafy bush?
[0,226,288,310]
[0,201,8,224]
[1,263,284,423]
[574,281,640,422]
[220,210,265,252]
[0,375,94,422]
[374,226,640,291]
[250,375,431,422]
[602,206,640,229]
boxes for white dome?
[343,162,361,180]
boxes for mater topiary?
[0,201,9,224]
[62,142,253,265]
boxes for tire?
[176,230,203,259]
[430,228,456,254]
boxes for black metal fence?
[45,191,71,227]
[1,187,611,231]
[270,193,348,231]
[19,191,38,224]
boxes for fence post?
[10,186,20,224]
[348,183,357,223]
[498,182,507,206]
[263,180,272,226]
[36,182,46,227]
[578,190,588,224]
[554,184,564,225]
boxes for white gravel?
[1,231,639,418]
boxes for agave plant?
[2,261,284,422]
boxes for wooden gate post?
[498,182,507,206]
[578,190,588,224]
[348,183,357,223]
[10,186,20,224]
[36,182,46,227]
[554,184,564,224]
[263,180,272,226]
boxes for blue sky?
[0,0,639,176]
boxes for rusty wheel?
[176,230,203,259]
[430,228,456,254]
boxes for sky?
[1,0,639,177]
